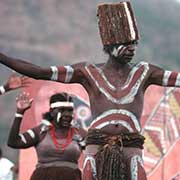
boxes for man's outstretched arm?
[148,64,180,87]
[0,53,52,80]
[0,53,84,84]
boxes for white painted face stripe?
[64,66,74,82]
[130,155,144,180]
[163,70,171,86]
[27,129,35,139]
[175,73,180,86]
[83,155,97,178]
[90,109,141,132]
[170,117,179,138]
[123,2,136,40]
[19,134,27,144]
[50,102,74,108]
[95,120,134,132]
[50,66,58,81]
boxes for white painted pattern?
[90,109,141,132]
[119,63,149,104]
[50,66,58,81]
[64,65,74,82]
[131,155,144,180]
[27,129,36,139]
[85,62,149,104]
[175,73,180,86]
[83,155,97,180]
[19,134,27,144]
[162,70,172,86]
[95,120,134,132]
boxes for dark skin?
[0,43,172,135]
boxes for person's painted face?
[111,41,138,64]
[50,102,74,128]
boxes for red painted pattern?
[90,113,138,132]
[168,72,178,86]
[57,66,67,82]
[86,64,144,99]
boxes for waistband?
[86,129,145,149]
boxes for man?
[0,1,179,179]
[0,73,30,95]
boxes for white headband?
[50,101,74,108]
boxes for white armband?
[0,86,5,94]
[15,113,23,118]
[50,66,58,81]
[64,66,74,82]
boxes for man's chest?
[83,62,149,104]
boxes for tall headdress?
[97,1,140,46]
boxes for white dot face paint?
[56,112,61,123]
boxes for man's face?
[111,41,138,64]
[50,106,74,128]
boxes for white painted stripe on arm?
[64,66,74,82]
[27,129,36,139]
[163,71,171,86]
[19,134,27,144]
[50,66,58,81]
[175,73,180,86]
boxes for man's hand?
[16,91,33,113]
[5,73,31,90]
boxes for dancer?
[0,73,30,95]
[0,1,180,179]
[8,92,85,180]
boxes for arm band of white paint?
[15,113,23,118]
[50,66,58,81]
[64,66,74,82]
[0,86,5,94]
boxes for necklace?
[50,126,74,151]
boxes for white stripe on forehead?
[123,2,136,40]
[50,102,74,108]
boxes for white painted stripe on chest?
[95,120,134,132]
[90,109,141,132]
[85,62,149,104]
